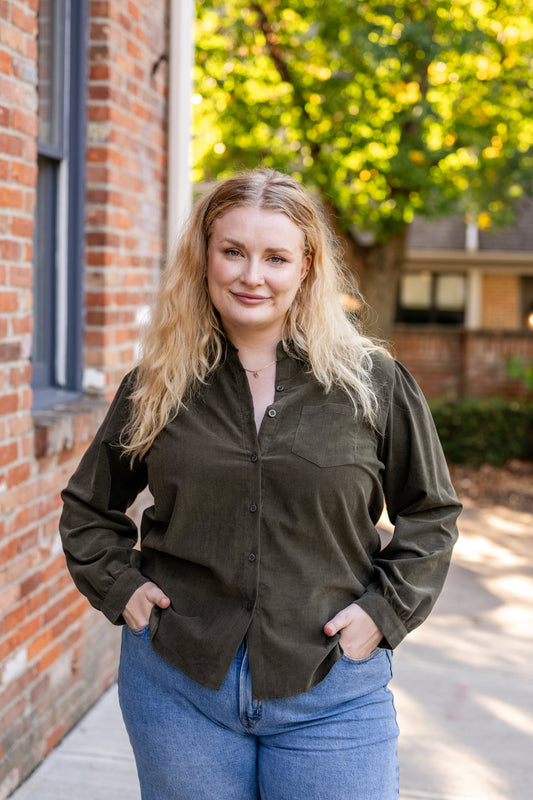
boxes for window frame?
[32,0,88,410]
[396,271,467,326]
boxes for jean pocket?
[128,623,150,637]
[341,646,382,664]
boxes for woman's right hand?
[122,582,170,630]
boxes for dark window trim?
[65,0,88,396]
[396,271,466,327]
[33,0,88,411]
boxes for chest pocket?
[292,404,367,468]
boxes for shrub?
[429,397,533,468]
[505,356,533,393]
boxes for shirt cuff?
[100,568,150,624]
[355,590,408,650]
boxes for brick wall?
[481,273,521,330]
[85,0,168,397]
[0,2,40,794]
[0,2,169,797]
[392,328,533,400]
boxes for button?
[267,408,277,418]
[276,384,285,392]
[249,503,258,513]
[248,553,256,562]
[250,453,258,463]
[245,601,254,611]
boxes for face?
[207,206,311,342]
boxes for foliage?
[505,356,533,392]
[429,397,533,467]
[194,0,533,241]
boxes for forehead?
[210,206,305,246]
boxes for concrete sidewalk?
[10,502,533,800]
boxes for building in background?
[393,197,533,400]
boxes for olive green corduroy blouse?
[59,343,461,699]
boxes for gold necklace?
[243,359,278,379]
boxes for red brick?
[0,441,17,467]
[0,48,12,73]
[11,215,34,237]
[4,599,29,633]
[12,107,37,137]
[0,545,18,577]
[27,586,50,616]
[0,584,20,614]
[9,265,32,287]
[45,722,65,755]
[0,290,20,312]
[11,160,37,187]
[0,130,24,156]
[0,631,20,663]
[17,527,39,556]
[1,697,26,730]
[0,341,21,361]
[9,362,32,385]
[27,629,52,660]
[0,239,20,260]
[18,615,41,646]
[25,33,37,60]
[0,184,23,208]
[11,314,32,334]
[0,393,19,414]
[11,4,38,35]
[7,461,31,488]
[0,22,25,54]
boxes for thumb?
[145,583,170,609]
[323,610,347,637]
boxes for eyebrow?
[219,237,295,256]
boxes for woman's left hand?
[324,603,383,660]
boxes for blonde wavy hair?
[122,169,384,462]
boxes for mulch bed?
[448,460,533,512]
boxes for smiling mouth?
[232,292,269,303]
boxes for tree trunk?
[336,226,408,342]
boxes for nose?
[241,256,264,287]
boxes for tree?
[193,0,533,337]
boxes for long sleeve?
[59,371,149,624]
[356,358,461,648]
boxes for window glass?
[436,274,465,311]
[33,158,57,383]
[37,0,63,149]
[396,271,466,325]
[399,272,432,309]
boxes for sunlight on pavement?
[490,575,533,600]
[394,685,510,800]
[485,514,529,534]
[487,604,533,637]
[453,534,524,566]
[477,694,533,736]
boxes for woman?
[60,169,461,800]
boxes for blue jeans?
[118,626,399,800]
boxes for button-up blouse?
[59,343,461,699]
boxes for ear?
[300,253,312,282]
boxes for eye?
[224,248,242,257]
[269,255,287,264]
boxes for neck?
[224,327,281,365]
